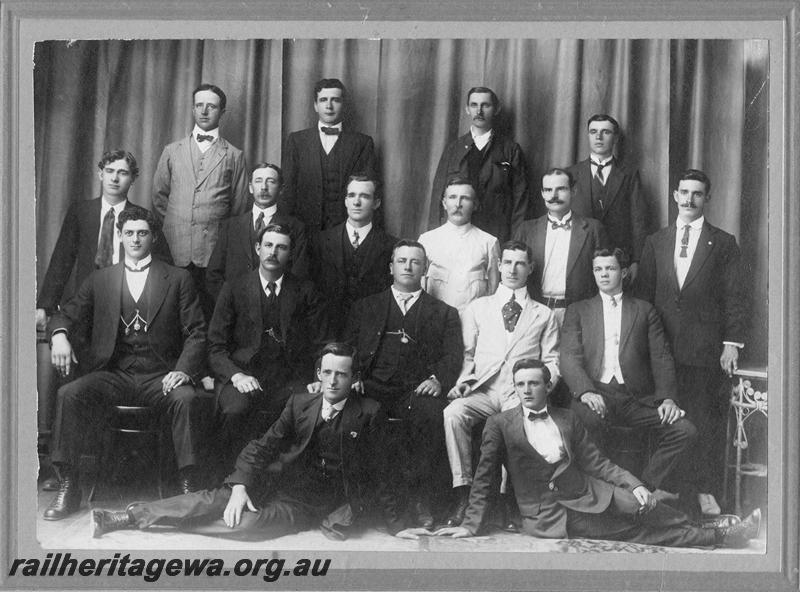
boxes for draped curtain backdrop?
[33,38,768,365]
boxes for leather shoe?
[179,467,199,494]
[652,488,680,504]
[446,486,470,527]
[412,498,434,529]
[43,468,81,521]
[698,492,722,516]
[716,508,761,548]
[91,509,134,538]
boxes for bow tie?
[125,261,152,273]
[321,126,340,136]
[551,219,571,230]
[527,410,549,421]
[196,133,215,143]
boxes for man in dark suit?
[513,167,609,326]
[429,87,529,244]
[435,359,760,548]
[44,206,208,520]
[635,168,748,516]
[312,173,395,337]
[152,83,249,318]
[343,239,462,527]
[566,114,647,280]
[91,343,420,541]
[209,223,330,466]
[206,162,309,303]
[281,78,377,233]
[561,247,696,498]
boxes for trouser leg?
[142,379,203,469]
[442,391,500,487]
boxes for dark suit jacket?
[48,259,206,378]
[560,294,678,406]
[462,406,642,538]
[566,158,647,262]
[208,270,331,384]
[37,198,173,313]
[281,127,377,228]
[312,223,396,337]
[226,391,404,534]
[205,208,310,301]
[634,222,747,368]
[429,131,529,243]
[343,290,462,393]
[512,213,609,306]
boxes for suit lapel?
[682,223,714,291]
[565,215,588,278]
[549,408,573,480]
[278,274,298,339]
[196,139,227,187]
[576,160,594,215]
[144,260,170,324]
[533,217,548,270]
[660,226,681,294]
[356,227,383,280]
[338,395,363,450]
[236,213,258,268]
[247,271,264,341]
[104,264,125,331]
[330,226,345,276]
[455,131,474,167]
[178,137,195,182]
[602,162,624,212]
[506,296,542,353]
[298,394,324,450]
[618,295,637,353]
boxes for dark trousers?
[185,263,214,322]
[571,380,697,490]
[50,368,202,469]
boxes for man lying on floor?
[92,342,421,541]
[435,359,760,549]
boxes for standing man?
[44,206,207,520]
[153,83,249,318]
[561,248,696,500]
[209,223,330,466]
[635,169,748,516]
[281,78,377,233]
[443,240,560,527]
[513,168,609,326]
[312,173,396,338]
[429,87,529,244]
[567,114,647,279]
[343,240,462,528]
[206,162,309,303]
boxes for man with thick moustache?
[92,343,425,541]
[152,83,249,318]
[513,167,609,326]
[312,173,396,338]
[567,114,647,280]
[206,162,309,303]
[561,247,696,501]
[281,78,377,233]
[343,240,462,528]
[635,169,748,517]
[209,223,330,467]
[435,359,760,548]
[44,206,207,521]
[429,87,530,244]
[443,240,560,527]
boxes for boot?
[43,465,81,520]
[178,465,199,494]
[91,509,134,538]
[411,496,435,529]
[446,486,470,527]
[715,508,761,548]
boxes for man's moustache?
[548,199,565,204]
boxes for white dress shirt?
[541,211,573,298]
[192,124,219,153]
[252,204,278,229]
[590,155,614,185]
[346,221,372,246]
[99,198,127,265]
[673,216,704,289]
[471,127,492,151]
[258,271,284,297]
[521,406,566,464]
[124,254,152,302]
[318,121,342,154]
[391,286,422,314]
[598,291,625,384]
[321,397,347,421]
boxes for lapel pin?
[350,431,358,438]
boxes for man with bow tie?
[281,78,377,234]
[152,83,249,319]
[566,114,648,281]
[513,168,609,326]
[44,206,208,521]
[442,240,560,528]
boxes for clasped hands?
[580,392,685,425]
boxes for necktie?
[323,407,338,422]
[593,159,611,184]
[551,219,571,230]
[527,410,549,421]
[196,133,214,143]
[266,281,277,305]
[610,295,618,308]
[255,211,265,236]
[352,229,360,250]
[679,224,691,258]
[94,208,115,268]
[321,126,340,136]
[398,293,413,314]
[502,293,522,333]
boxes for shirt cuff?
[723,342,744,349]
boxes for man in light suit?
[435,359,760,548]
[443,240,560,526]
[429,87,529,244]
[566,114,648,280]
[44,206,207,520]
[635,169,748,516]
[281,78,377,233]
[206,163,309,303]
[513,167,609,326]
[153,83,249,318]
[561,247,696,500]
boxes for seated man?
[419,177,500,315]
[92,343,417,541]
[343,239,462,528]
[209,223,330,466]
[443,240,560,527]
[435,359,760,548]
[45,206,207,520]
[561,248,696,499]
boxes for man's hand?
[35,308,48,331]
[395,527,435,540]
[50,333,78,377]
[433,526,472,538]
[657,398,685,425]
[447,383,471,400]
[161,370,191,395]
[231,372,262,394]
[223,484,257,528]
[720,344,739,377]
[580,392,607,418]
[306,381,322,394]
[415,377,441,397]
[632,485,656,512]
